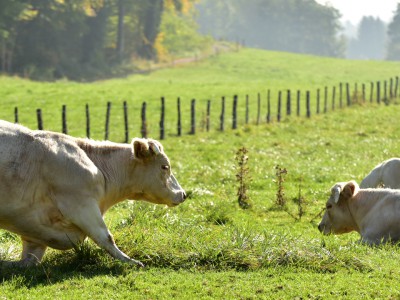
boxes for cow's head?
[318,180,359,235]
[130,138,186,207]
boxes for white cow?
[0,120,186,267]
[360,158,400,189]
[318,180,400,244]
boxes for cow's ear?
[132,138,150,159]
[149,140,162,155]
[332,184,342,203]
[342,181,358,200]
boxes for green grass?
[1,49,400,298]
[0,48,399,140]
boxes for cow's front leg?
[20,238,47,266]
[58,199,144,267]
[0,239,46,268]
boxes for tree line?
[0,0,207,80]
[347,5,400,61]
[1,0,400,81]
[196,0,400,61]
[196,0,344,57]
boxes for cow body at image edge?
[0,120,186,267]
[360,158,400,189]
[318,180,400,244]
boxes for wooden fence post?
[296,90,300,117]
[324,86,328,113]
[160,97,165,140]
[123,101,129,143]
[232,95,238,129]
[316,88,320,114]
[266,90,271,123]
[220,96,225,131]
[286,90,291,116]
[36,108,43,130]
[306,91,311,118]
[395,76,399,99]
[390,78,393,100]
[257,92,261,125]
[105,101,111,140]
[277,91,281,122]
[346,83,350,106]
[177,97,182,136]
[331,86,336,111]
[14,107,18,123]
[370,82,374,103]
[62,104,67,134]
[141,102,147,138]
[190,99,196,134]
[377,81,381,104]
[362,83,366,102]
[206,100,211,132]
[85,104,90,138]
[384,80,388,104]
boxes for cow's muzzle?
[169,190,187,207]
[318,223,331,235]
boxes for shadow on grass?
[0,248,141,288]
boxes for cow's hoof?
[129,258,145,268]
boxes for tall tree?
[0,0,29,72]
[387,3,400,60]
[137,0,164,59]
[116,0,126,62]
[347,16,386,60]
[155,0,209,60]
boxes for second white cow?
[360,158,400,189]
[0,120,186,267]
[318,180,400,244]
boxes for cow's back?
[0,121,40,197]
[0,121,102,227]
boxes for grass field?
[0,48,399,140]
[1,49,400,299]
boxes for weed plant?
[236,147,251,209]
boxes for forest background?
[1,0,400,81]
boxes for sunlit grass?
[1,49,400,298]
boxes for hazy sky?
[315,0,399,24]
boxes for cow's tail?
[360,162,383,188]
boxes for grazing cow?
[360,158,400,189]
[0,120,186,267]
[318,180,400,244]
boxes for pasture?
[1,48,400,299]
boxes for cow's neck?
[349,190,380,233]
[77,139,134,213]
[345,198,360,233]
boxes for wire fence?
[10,76,400,143]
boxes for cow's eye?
[326,204,332,209]
[161,165,170,171]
